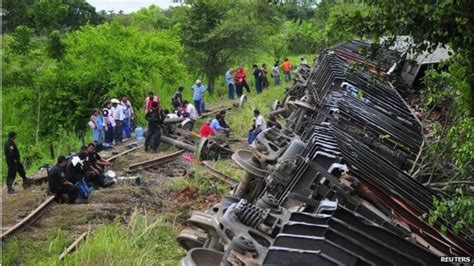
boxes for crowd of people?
[224,57,306,99]
[5,57,303,199]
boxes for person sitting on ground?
[248,109,267,144]
[300,57,307,65]
[65,151,88,185]
[48,156,79,203]
[85,143,113,187]
[184,100,198,130]
[210,113,230,136]
[267,115,282,129]
[145,102,165,153]
[199,120,216,138]
[218,110,230,137]
[172,86,184,110]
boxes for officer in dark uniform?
[48,156,79,203]
[145,102,165,153]
[4,131,32,194]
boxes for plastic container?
[135,126,144,141]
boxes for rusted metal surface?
[1,195,56,241]
[200,161,238,187]
[127,150,185,172]
[176,41,473,264]
[107,144,144,162]
[199,106,233,119]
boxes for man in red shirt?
[199,121,215,138]
[281,58,292,81]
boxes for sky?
[87,0,175,13]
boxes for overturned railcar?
[177,42,474,265]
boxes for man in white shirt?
[248,109,266,144]
[111,98,124,144]
[185,101,198,121]
[102,100,115,146]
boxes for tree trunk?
[207,72,216,95]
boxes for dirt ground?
[1,101,250,264]
[1,141,230,248]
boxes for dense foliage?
[1,0,472,236]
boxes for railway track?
[200,161,239,187]
[1,195,57,241]
[1,144,145,242]
[127,150,185,172]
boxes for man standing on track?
[4,131,32,194]
[112,98,124,144]
[145,102,165,153]
[192,80,207,116]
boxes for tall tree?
[180,0,261,94]
[9,26,34,55]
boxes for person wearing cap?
[4,131,32,193]
[145,101,165,153]
[225,68,235,100]
[172,86,184,110]
[191,79,207,116]
[272,62,281,86]
[111,98,124,144]
[48,155,79,203]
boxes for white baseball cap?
[111,98,120,104]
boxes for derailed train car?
[177,42,474,265]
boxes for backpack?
[77,179,91,199]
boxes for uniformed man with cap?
[4,131,32,194]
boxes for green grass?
[2,229,73,265]
[61,213,185,266]
[170,164,230,196]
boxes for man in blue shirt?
[225,68,235,100]
[210,113,229,136]
[192,79,207,116]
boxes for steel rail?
[127,150,185,172]
[1,195,57,241]
[107,144,144,162]
[200,161,239,187]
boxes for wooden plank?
[58,231,89,261]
